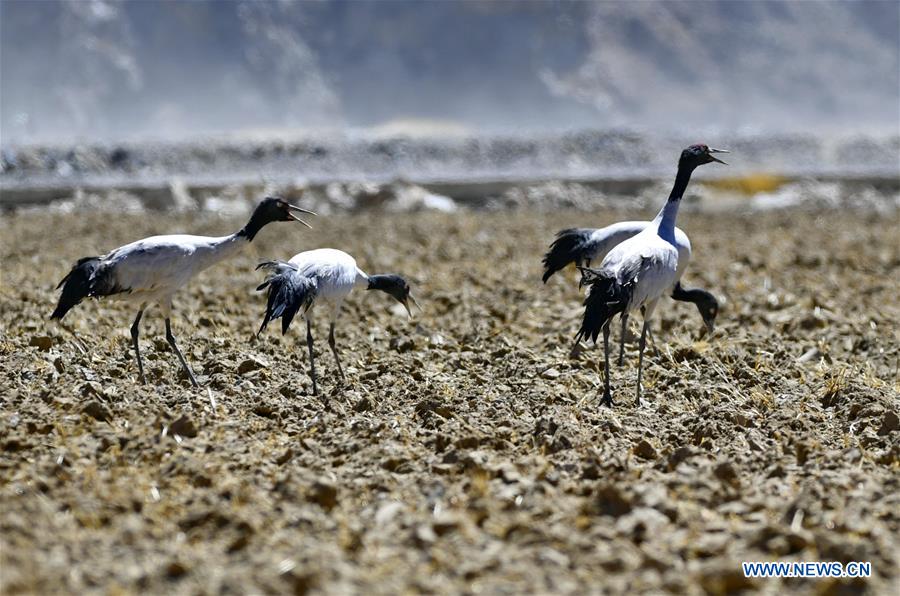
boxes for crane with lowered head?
[255,248,418,395]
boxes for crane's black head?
[695,290,719,334]
[367,274,419,318]
[673,283,719,334]
[239,196,316,241]
[679,144,729,170]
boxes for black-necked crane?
[543,221,719,363]
[50,196,315,387]
[255,248,417,395]
[574,144,728,406]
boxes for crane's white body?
[597,229,679,321]
[579,196,685,407]
[592,208,683,321]
[286,248,370,321]
[581,221,692,289]
[256,247,412,395]
[101,234,247,313]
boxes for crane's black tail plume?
[574,267,633,344]
[542,228,594,283]
[50,257,121,320]
[255,261,317,336]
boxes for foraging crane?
[256,248,418,395]
[575,145,727,406]
[50,197,315,387]
[543,221,718,363]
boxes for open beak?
[401,294,421,319]
[287,203,316,229]
[707,148,729,165]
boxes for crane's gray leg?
[306,319,318,395]
[635,320,650,406]
[617,313,629,366]
[647,325,660,359]
[131,309,145,384]
[328,322,345,383]
[164,318,199,388]
[600,322,614,407]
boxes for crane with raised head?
[50,196,315,387]
[575,144,728,406]
[543,221,719,364]
[255,248,418,395]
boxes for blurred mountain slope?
[1,0,897,142]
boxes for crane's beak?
[287,204,316,229]
[400,294,421,319]
[702,316,716,335]
[707,148,729,165]
[400,294,422,319]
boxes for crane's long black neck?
[668,166,694,203]
[672,282,717,330]
[654,163,695,238]
[672,282,710,305]
[237,211,268,242]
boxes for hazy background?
[2,0,898,143]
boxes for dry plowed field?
[1,208,898,594]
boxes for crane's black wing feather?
[574,266,634,344]
[542,228,595,283]
[256,268,317,336]
[50,257,126,320]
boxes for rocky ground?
[1,207,898,595]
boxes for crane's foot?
[599,390,615,407]
[185,373,200,388]
[634,387,651,408]
[174,365,200,388]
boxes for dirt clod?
[170,415,198,438]
[713,461,740,487]
[82,401,111,422]
[29,335,53,351]
[307,481,338,511]
[876,410,899,436]
[237,356,268,375]
[633,439,658,460]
